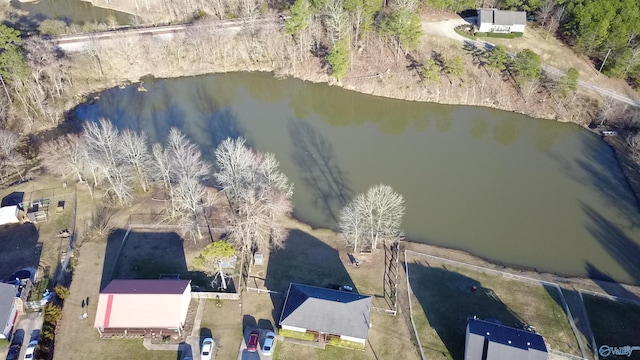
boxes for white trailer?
[0,205,20,225]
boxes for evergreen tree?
[486,45,509,77]
[285,0,312,36]
[511,49,542,82]
[380,9,423,51]
[327,36,350,80]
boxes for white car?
[262,331,276,356]
[24,340,38,360]
[201,337,214,360]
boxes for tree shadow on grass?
[100,230,218,291]
[582,294,640,360]
[264,229,354,327]
[407,260,525,360]
[0,223,40,280]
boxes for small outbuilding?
[0,282,19,340]
[465,318,548,360]
[477,8,527,33]
[0,206,20,226]
[94,279,191,338]
[279,283,372,345]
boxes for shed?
[465,318,548,360]
[0,282,18,340]
[279,283,372,345]
[477,9,527,33]
[0,206,20,226]
[94,279,191,338]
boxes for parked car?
[201,337,214,360]
[247,330,260,352]
[6,344,21,360]
[262,331,276,356]
[24,340,37,360]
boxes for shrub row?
[476,32,524,39]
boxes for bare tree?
[214,137,293,252]
[173,175,208,241]
[119,129,151,192]
[167,128,209,183]
[535,0,556,30]
[38,134,92,194]
[0,129,25,181]
[339,184,404,252]
[83,119,133,205]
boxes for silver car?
[261,331,276,356]
[201,337,214,360]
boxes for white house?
[0,206,20,226]
[477,9,527,33]
[94,279,191,337]
[465,318,548,360]
[279,283,372,345]
[0,283,19,340]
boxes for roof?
[101,279,191,295]
[279,283,372,340]
[95,280,191,329]
[0,283,17,324]
[0,206,18,217]
[478,9,527,26]
[467,318,547,352]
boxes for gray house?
[279,283,372,345]
[0,282,18,340]
[465,318,548,360]
[477,9,527,33]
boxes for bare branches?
[0,129,24,181]
[214,137,293,251]
[339,184,404,252]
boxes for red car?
[247,330,260,352]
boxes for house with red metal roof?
[94,279,191,338]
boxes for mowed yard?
[583,294,640,359]
[0,179,76,286]
[233,220,420,360]
[405,251,582,360]
[55,195,211,360]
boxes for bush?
[278,329,315,341]
[38,19,67,35]
[476,32,524,39]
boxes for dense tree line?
[562,0,640,84]
[285,0,423,80]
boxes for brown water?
[11,0,133,25]
[72,72,640,285]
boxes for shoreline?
[57,70,640,292]
[284,216,640,301]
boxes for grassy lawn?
[583,294,640,358]
[406,254,581,359]
[0,181,75,288]
[239,222,419,360]
[200,299,243,360]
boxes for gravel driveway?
[421,17,476,42]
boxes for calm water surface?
[12,0,133,25]
[73,72,640,285]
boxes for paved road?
[422,18,640,108]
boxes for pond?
[11,0,133,26]
[72,72,640,285]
